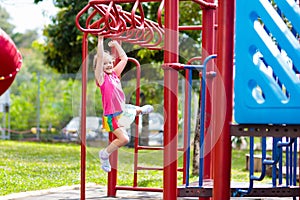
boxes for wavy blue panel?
[234,0,300,124]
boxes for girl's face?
[103,58,114,74]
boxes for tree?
[0,4,39,48]
[0,4,14,35]
[13,30,39,48]
[33,0,88,74]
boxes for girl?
[94,35,153,172]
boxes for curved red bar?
[192,0,217,9]
[157,0,164,28]
[131,0,145,29]
[104,2,122,32]
[75,1,164,48]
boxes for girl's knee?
[122,134,129,145]
[115,128,129,146]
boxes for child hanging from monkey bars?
[94,35,153,172]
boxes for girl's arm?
[94,36,104,86]
[109,40,128,76]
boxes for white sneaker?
[99,150,111,172]
[141,105,154,115]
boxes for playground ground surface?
[1,183,298,200]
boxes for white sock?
[101,148,110,158]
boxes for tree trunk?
[192,92,201,176]
[140,114,149,146]
[139,93,149,146]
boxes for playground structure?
[76,0,300,200]
[0,28,22,96]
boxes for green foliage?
[2,44,76,132]
[0,5,39,48]
[40,0,90,73]
[0,5,14,35]
[13,30,40,48]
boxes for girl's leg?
[99,127,129,172]
[124,103,153,116]
[106,127,129,154]
[135,105,154,115]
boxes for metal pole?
[80,32,88,200]
[163,0,179,199]
[212,0,235,199]
[37,73,40,140]
[8,109,10,139]
[1,111,5,139]
[201,3,216,200]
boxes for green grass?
[0,140,271,196]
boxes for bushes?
[1,72,102,137]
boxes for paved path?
[1,183,164,200]
[1,183,298,200]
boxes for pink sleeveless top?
[98,71,125,116]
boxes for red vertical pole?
[163,0,179,200]
[202,0,216,179]
[212,0,235,199]
[107,46,120,197]
[200,2,216,200]
[80,32,88,200]
[131,58,141,187]
[107,134,117,196]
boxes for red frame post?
[107,45,122,197]
[200,1,216,200]
[212,0,235,199]
[163,0,179,200]
[201,0,216,180]
[107,134,118,196]
[80,32,88,200]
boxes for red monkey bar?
[75,1,164,50]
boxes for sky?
[0,0,58,33]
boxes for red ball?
[0,28,22,96]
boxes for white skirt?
[118,104,137,129]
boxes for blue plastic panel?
[234,0,300,124]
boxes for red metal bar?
[187,57,202,64]
[200,1,216,199]
[107,45,121,197]
[137,146,164,150]
[164,0,179,200]
[137,166,164,170]
[116,186,163,192]
[179,25,202,31]
[129,57,141,188]
[80,32,88,200]
[183,68,189,185]
[76,3,164,49]
[130,0,145,29]
[137,146,184,151]
[191,0,217,9]
[157,0,164,27]
[107,135,118,196]
[212,0,234,199]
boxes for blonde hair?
[93,51,114,71]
